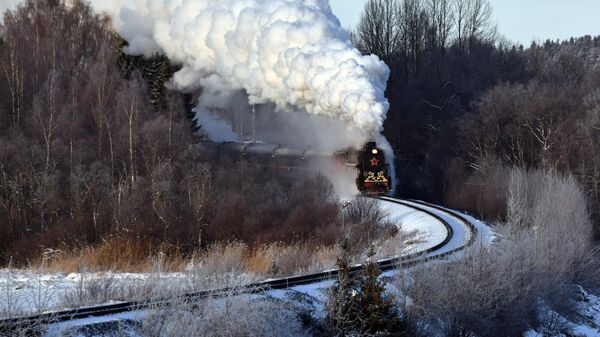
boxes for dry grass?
[42,238,189,273]
[24,195,401,277]
[250,241,342,276]
[36,235,405,278]
[48,241,339,310]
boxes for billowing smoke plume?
[3,0,390,143]
[93,0,390,144]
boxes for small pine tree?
[325,239,362,336]
[356,245,402,335]
[269,260,280,276]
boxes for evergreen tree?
[325,239,362,336]
[325,243,405,336]
[115,37,199,131]
[356,245,403,335]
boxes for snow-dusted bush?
[402,168,600,336]
[138,294,303,337]
[506,168,595,289]
[0,266,23,319]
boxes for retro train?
[200,141,391,195]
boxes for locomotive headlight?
[371,149,378,155]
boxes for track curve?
[0,197,478,332]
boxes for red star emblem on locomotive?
[370,157,379,166]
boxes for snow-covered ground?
[522,286,600,337]
[396,199,497,248]
[1,198,448,321]
[0,271,187,314]
[5,197,506,336]
[0,268,257,321]
[378,199,449,254]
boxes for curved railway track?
[0,197,478,333]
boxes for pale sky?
[329,0,600,46]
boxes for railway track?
[0,197,478,333]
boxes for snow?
[570,287,600,336]
[377,199,449,254]
[1,198,448,320]
[572,325,600,337]
[2,197,505,335]
[380,198,471,255]
[0,270,191,318]
[411,199,496,246]
[518,287,600,337]
[42,310,148,337]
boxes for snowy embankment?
[377,199,448,254]
[0,271,187,316]
[524,286,600,337]
[1,198,448,321]
[394,199,496,251]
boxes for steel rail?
[0,197,477,333]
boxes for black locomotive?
[200,140,391,195]
[355,142,391,195]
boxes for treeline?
[354,0,600,227]
[450,36,600,222]
[0,0,340,265]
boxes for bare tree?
[116,74,146,187]
[454,0,495,51]
[399,0,429,74]
[85,44,120,172]
[0,14,25,128]
[356,0,402,64]
[426,0,454,52]
[33,71,61,175]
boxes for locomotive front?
[356,142,391,195]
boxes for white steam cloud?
[3,0,390,143]
[95,0,390,143]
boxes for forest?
[0,0,355,268]
[2,0,600,335]
[0,0,599,263]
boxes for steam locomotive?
[354,142,391,195]
[200,140,391,195]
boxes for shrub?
[137,293,303,337]
[402,168,600,336]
